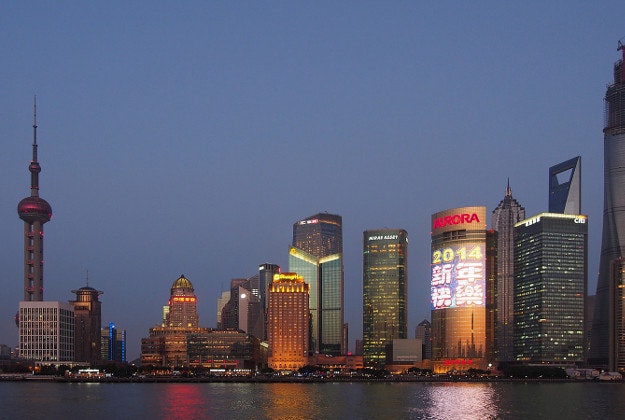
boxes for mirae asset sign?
[432,213,481,230]
[368,235,399,241]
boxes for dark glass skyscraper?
[362,229,408,367]
[491,182,525,362]
[591,42,625,368]
[514,213,587,365]
[290,213,344,355]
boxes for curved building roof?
[171,274,194,291]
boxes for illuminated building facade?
[100,322,126,363]
[362,229,408,367]
[267,273,310,370]
[187,330,261,370]
[592,43,625,368]
[166,275,199,328]
[289,213,344,355]
[70,285,103,363]
[140,275,208,367]
[430,206,495,370]
[18,301,74,361]
[492,182,525,362]
[514,213,587,365]
[17,99,52,302]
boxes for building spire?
[505,178,512,197]
[30,95,41,197]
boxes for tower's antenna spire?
[33,95,38,156]
[29,95,41,197]
[85,270,89,287]
[506,178,512,197]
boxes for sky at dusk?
[1,2,624,360]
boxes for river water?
[1,381,623,419]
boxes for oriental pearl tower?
[17,97,52,301]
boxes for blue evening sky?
[1,2,623,360]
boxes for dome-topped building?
[18,98,52,301]
[166,274,199,328]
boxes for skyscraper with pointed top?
[591,41,625,369]
[17,97,52,302]
[492,181,525,362]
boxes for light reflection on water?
[1,381,625,419]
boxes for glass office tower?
[363,229,408,367]
[514,213,587,365]
[290,213,344,355]
[591,43,625,368]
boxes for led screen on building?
[431,243,485,310]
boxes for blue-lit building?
[101,322,126,363]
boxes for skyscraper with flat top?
[591,42,625,368]
[17,98,52,301]
[290,213,344,355]
[267,273,310,371]
[514,213,587,365]
[362,229,408,367]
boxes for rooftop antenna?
[85,270,89,287]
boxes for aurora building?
[430,207,496,372]
[362,229,408,367]
[591,42,625,370]
[289,213,344,355]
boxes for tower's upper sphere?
[18,196,52,223]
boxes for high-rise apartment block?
[492,182,525,362]
[430,206,496,372]
[289,213,344,355]
[514,213,587,365]
[362,229,408,367]
[591,42,625,369]
[267,273,310,371]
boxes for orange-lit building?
[267,273,310,371]
[141,275,208,367]
[166,274,199,328]
[430,206,496,373]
